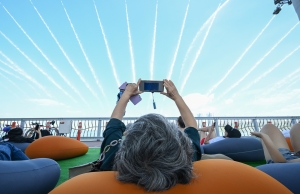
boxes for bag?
[69,160,102,179]
[68,139,121,179]
[69,162,93,179]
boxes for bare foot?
[250,131,265,138]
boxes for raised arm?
[161,79,201,161]
[99,79,142,171]
[111,79,142,120]
[161,79,197,129]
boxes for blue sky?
[0,0,299,118]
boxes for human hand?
[123,79,143,97]
[160,79,180,101]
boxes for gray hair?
[113,114,194,192]
[123,123,133,136]
[125,123,133,131]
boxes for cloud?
[225,99,233,104]
[182,93,215,114]
[251,89,300,105]
[28,99,67,107]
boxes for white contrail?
[60,1,105,101]
[0,30,78,103]
[179,0,229,78]
[242,44,300,92]
[0,66,22,80]
[0,81,19,99]
[0,51,51,97]
[273,68,300,90]
[150,0,158,80]
[256,65,300,99]
[217,22,299,99]
[0,71,30,98]
[167,0,190,80]
[206,15,276,96]
[30,0,105,100]
[285,76,300,90]
[180,7,218,93]
[125,0,136,82]
[93,0,120,86]
[1,6,85,103]
[0,63,42,96]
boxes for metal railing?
[1,116,299,141]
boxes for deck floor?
[82,141,102,148]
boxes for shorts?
[267,148,300,164]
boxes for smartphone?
[119,82,127,90]
[139,80,164,92]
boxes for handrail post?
[97,119,102,141]
[253,119,259,132]
[20,119,25,129]
[291,118,296,125]
[214,118,220,136]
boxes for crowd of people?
[1,79,299,192]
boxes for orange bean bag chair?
[285,138,294,152]
[50,159,291,194]
[25,136,88,160]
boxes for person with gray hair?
[97,79,201,192]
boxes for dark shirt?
[99,118,202,171]
[2,128,34,143]
[99,118,126,171]
[184,127,202,161]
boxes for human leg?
[5,143,29,160]
[204,126,216,144]
[261,124,290,150]
[290,123,300,153]
[251,124,288,163]
[0,143,12,161]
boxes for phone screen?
[144,83,159,91]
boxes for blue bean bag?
[202,137,265,161]
[257,163,300,194]
[7,142,31,153]
[0,158,60,194]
